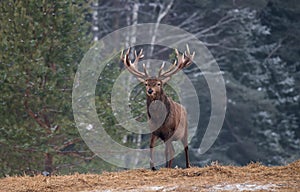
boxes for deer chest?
[152,125,176,142]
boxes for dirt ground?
[0,160,299,192]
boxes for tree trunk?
[44,152,53,175]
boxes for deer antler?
[121,48,150,80]
[158,44,195,81]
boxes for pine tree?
[0,0,104,176]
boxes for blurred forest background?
[0,0,299,177]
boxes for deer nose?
[148,89,153,94]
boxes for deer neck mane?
[146,89,171,121]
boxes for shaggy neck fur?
[146,89,171,123]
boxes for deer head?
[120,45,195,99]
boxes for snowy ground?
[211,183,277,191]
[89,183,277,192]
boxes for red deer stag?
[121,46,195,170]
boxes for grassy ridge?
[0,160,299,192]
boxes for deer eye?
[145,83,148,86]
[157,83,161,86]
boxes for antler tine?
[175,48,179,56]
[158,45,195,80]
[184,46,195,68]
[121,48,149,79]
[120,49,124,60]
[132,49,144,65]
[186,44,193,55]
[186,44,190,55]
[158,62,165,76]
[185,45,195,59]
[168,59,178,72]
[143,63,149,77]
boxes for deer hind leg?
[150,134,157,171]
[184,145,190,168]
[165,141,175,168]
[181,127,190,168]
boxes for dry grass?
[0,160,299,192]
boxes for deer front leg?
[165,142,169,168]
[165,141,175,168]
[150,134,157,171]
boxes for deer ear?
[137,77,145,83]
[162,77,171,84]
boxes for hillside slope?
[0,160,299,192]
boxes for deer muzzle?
[147,88,153,95]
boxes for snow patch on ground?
[87,183,278,192]
[90,185,178,192]
[211,183,277,191]
[144,185,178,191]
